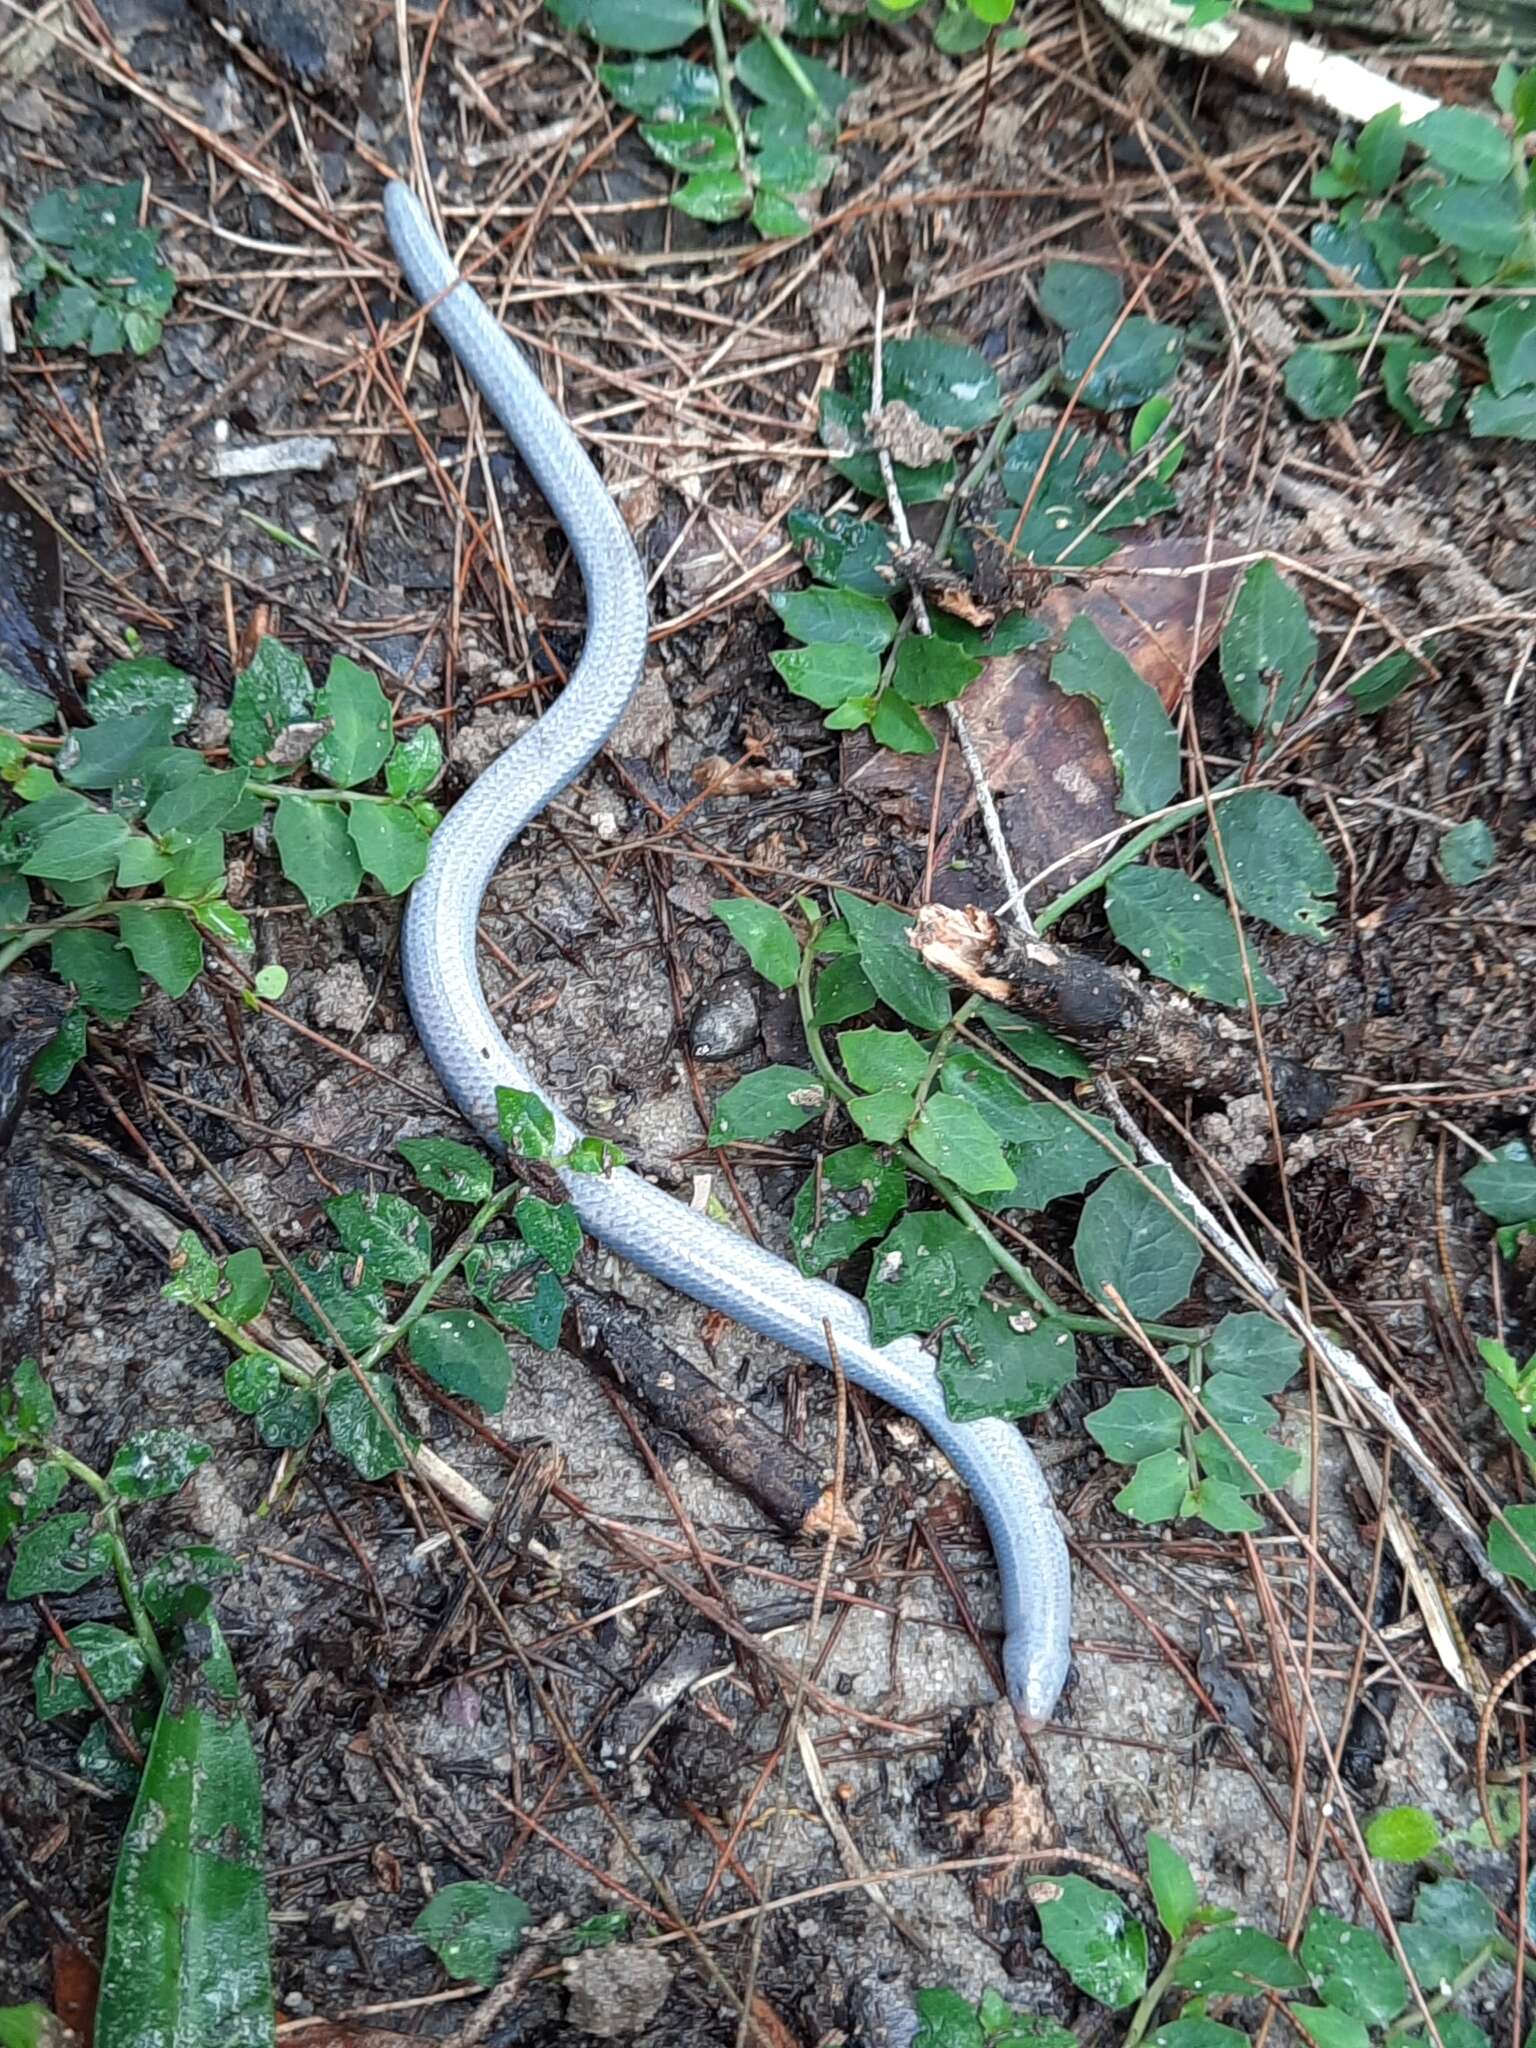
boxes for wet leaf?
[224,1353,282,1415]
[384,725,443,799]
[1300,1913,1406,2026]
[893,635,981,707]
[398,1136,495,1204]
[326,1371,411,1480]
[812,954,878,1026]
[976,1006,1091,1080]
[598,54,720,116]
[911,1987,985,2048]
[216,1249,271,1326]
[94,1615,273,2048]
[6,1513,112,1599]
[1040,260,1123,332]
[712,897,801,989]
[791,1145,908,1274]
[162,1231,220,1307]
[58,707,176,791]
[228,637,314,766]
[254,1386,321,1449]
[937,1303,1076,1421]
[140,1546,241,1626]
[1220,560,1316,733]
[1050,616,1180,816]
[1034,1875,1148,2008]
[773,587,898,655]
[867,336,1001,431]
[21,810,130,883]
[1074,1166,1201,1319]
[1406,105,1512,182]
[9,1359,56,1439]
[409,1310,513,1411]
[839,1026,928,1095]
[1146,1832,1199,1938]
[1365,1806,1441,1863]
[1464,1141,1536,1224]
[848,1089,915,1143]
[414,1881,531,1988]
[772,641,882,709]
[115,905,204,997]
[514,1194,581,1276]
[708,1066,825,1143]
[1285,347,1361,421]
[1106,864,1283,1009]
[465,1241,566,1350]
[785,508,902,596]
[674,169,752,222]
[326,1192,433,1285]
[496,1086,557,1161]
[35,1622,147,1721]
[1175,1924,1311,1997]
[1207,791,1335,942]
[911,1095,1015,1194]
[88,655,197,732]
[107,1430,212,1502]
[347,802,432,894]
[1116,1449,1189,1523]
[282,1253,390,1353]
[1061,318,1183,410]
[1439,818,1495,885]
[866,1209,996,1344]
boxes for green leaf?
[1356,106,1407,190]
[93,1615,273,2048]
[273,797,363,915]
[1148,2023,1250,2048]
[772,642,882,709]
[1184,1477,1264,1533]
[162,829,226,901]
[1116,1450,1190,1523]
[30,177,144,245]
[282,1252,389,1353]
[20,809,130,882]
[735,35,852,110]
[869,336,1001,431]
[564,1136,624,1175]
[465,1241,566,1350]
[1484,300,1536,396]
[834,890,951,1030]
[58,706,176,790]
[414,1881,531,1988]
[140,1545,241,1625]
[36,1621,148,1721]
[1106,865,1283,1009]
[642,115,735,170]
[791,1145,908,1274]
[1207,791,1335,942]
[558,1912,632,1956]
[1464,1141,1536,1224]
[107,1429,212,1502]
[911,1988,985,2048]
[937,1051,1089,1155]
[224,1353,282,1414]
[1062,318,1184,410]
[821,385,954,506]
[1075,1166,1201,1320]
[1221,560,1316,732]
[1146,1832,1199,1938]
[1285,346,1360,422]
[1300,1913,1406,2026]
[871,691,937,754]
[1439,818,1494,886]
[812,954,878,1026]
[9,1359,56,1439]
[325,1191,433,1284]
[1407,174,1526,259]
[1040,259,1124,333]
[786,508,902,596]
[1382,341,1461,436]
[708,1066,825,1143]
[937,1303,1077,1421]
[161,1230,220,1307]
[1401,1881,1495,1985]
[848,1089,915,1142]
[892,635,981,707]
[398,1135,495,1204]
[496,1086,557,1160]
[0,2009,60,2048]
[712,897,801,989]
[347,801,431,894]
[1034,1875,1148,2009]
[866,1209,997,1344]
[255,1386,321,1449]
[1050,616,1180,817]
[51,928,141,1019]
[1348,650,1423,714]
[598,54,720,115]
[0,674,54,729]
[24,1005,80,1099]
[1196,1421,1302,1497]
[6,1513,112,1598]
[114,904,204,997]
[1405,105,1512,182]
[87,655,197,732]
[1489,1504,1536,1587]
[383,726,442,801]
[1365,1806,1441,1862]
[325,1371,411,1480]
[252,963,289,1001]
[514,1194,581,1276]
[771,586,898,651]
[674,169,752,222]
[911,1094,1015,1194]
[229,636,315,765]
[1207,1313,1302,1391]
[1087,1386,1185,1464]
[976,1005,1090,1080]
[409,1310,513,1411]
[1175,1925,1310,1996]
[145,764,250,850]
[839,1026,928,1095]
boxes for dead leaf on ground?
[52,1940,97,2045]
[841,538,1238,903]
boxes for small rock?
[610,665,677,758]
[689,973,759,1062]
[562,1946,673,2039]
[311,960,372,1034]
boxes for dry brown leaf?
[842,538,1238,900]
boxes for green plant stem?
[192,1301,318,1390]
[704,0,752,177]
[248,782,396,805]
[1121,1934,1191,2048]
[0,204,93,292]
[0,895,210,978]
[1033,782,1248,932]
[1383,1941,1497,2040]
[358,1182,523,1371]
[796,930,1198,1345]
[49,1447,169,1687]
[722,0,822,107]
[912,991,981,1116]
